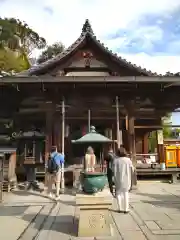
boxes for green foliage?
[162,114,172,139]
[148,131,157,152]
[37,41,65,64]
[148,114,173,152]
[0,48,30,72]
[0,17,46,55]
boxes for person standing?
[47,146,65,200]
[113,147,134,214]
[84,146,96,172]
[105,145,116,197]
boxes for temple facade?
[1,19,180,175]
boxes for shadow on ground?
[0,205,29,216]
[136,191,180,211]
[0,205,78,237]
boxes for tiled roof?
[0,70,15,77]
[17,19,159,77]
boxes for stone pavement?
[1,182,180,239]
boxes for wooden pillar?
[156,130,164,163]
[53,113,61,151]
[125,100,137,188]
[61,98,65,192]
[116,96,120,148]
[142,132,149,154]
[128,115,136,165]
[88,109,91,132]
[44,110,53,190]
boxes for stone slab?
[78,208,113,237]
[152,229,180,235]
[76,190,113,237]
[0,205,42,240]
[156,219,180,230]
[121,231,147,240]
[19,203,54,240]
[41,201,76,239]
[111,211,140,231]
[37,203,61,240]
[145,220,161,230]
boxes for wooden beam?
[135,125,180,128]
[2,76,180,83]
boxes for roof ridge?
[88,33,158,76]
[81,19,94,35]
[17,19,160,76]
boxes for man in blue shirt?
[47,146,65,200]
[51,150,64,166]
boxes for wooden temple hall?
[1,19,180,181]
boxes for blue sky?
[0,0,180,124]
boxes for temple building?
[1,19,180,176]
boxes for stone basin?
[80,171,107,194]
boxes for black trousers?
[24,165,39,190]
[107,169,114,194]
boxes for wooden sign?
[157,130,163,145]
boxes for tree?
[162,114,172,139]
[148,114,172,152]
[37,42,65,64]
[0,17,46,55]
[0,48,30,73]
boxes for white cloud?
[120,53,180,74]
[1,0,180,74]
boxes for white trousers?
[47,167,64,196]
[116,191,129,212]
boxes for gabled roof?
[18,19,158,77]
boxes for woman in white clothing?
[113,147,134,214]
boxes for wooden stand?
[76,190,113,237]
